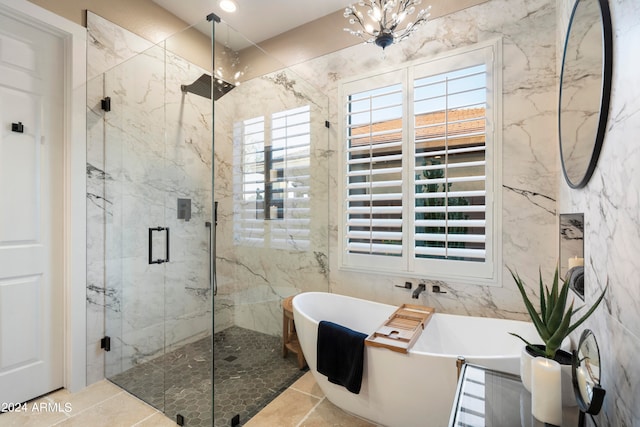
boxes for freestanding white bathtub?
[292,292,538,427]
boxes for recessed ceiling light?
[219,0,237,13]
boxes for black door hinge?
[176,414,185,426]
[101,97,111,112]
[100,336,111,352]
[325,120,330,128]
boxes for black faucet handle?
[432,285,447,294]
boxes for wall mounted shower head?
[181,73,235,100]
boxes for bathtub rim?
[292,291,536,359]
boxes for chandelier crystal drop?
[343,0,431,49]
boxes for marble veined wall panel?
[213,67,330,336]
[286,0,559,319]
[557,0,640,425]
[87,12,212,379]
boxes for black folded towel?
[317,320,367,394]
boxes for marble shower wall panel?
[86,12,156,81]
[163,49,213,349]
[557,0,640,425]
[102,43,167,373]
[86,11,157,383]
[213,68,330,336]
[285,0,558,318]
[86,12,212,379]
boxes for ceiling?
[153,0,355,49]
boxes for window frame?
[338,39,503,286]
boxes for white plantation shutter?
[233,106,312,250]
[340,41,500,283]
[413,64,488,262]
[345,82,404,260]
[233,116,266,245]
[270,106,311,250]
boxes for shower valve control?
[177,198,191,221]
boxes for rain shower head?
[181,73,235,100]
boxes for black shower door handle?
[148,227,170,264]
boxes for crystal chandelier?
[344,0,431,49]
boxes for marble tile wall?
[557,0,640,425]
[212,63,331,336]
[285,0,559,318]
[86,12,212,382]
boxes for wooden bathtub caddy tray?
[365,304,435,353]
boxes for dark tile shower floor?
[109,326,305,427]
[213,326,306,427]
[110,336,213,426]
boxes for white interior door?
[0,11,65,404]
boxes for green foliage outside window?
[415,158,469,258]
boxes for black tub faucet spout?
[412,283,426,299]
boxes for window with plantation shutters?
[346,82,404,258]
[340,41,501,283]
[233,105,312,250]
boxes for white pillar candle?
[568,256,584,270]
[531,357,562,425]
[270,205,278,219]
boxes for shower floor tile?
[110,336,212,426]
[109,326,305,427]
[213,326,306,427]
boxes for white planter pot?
[520,345,577,407]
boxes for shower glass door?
[89,14,214,426]
[211,19,330,427]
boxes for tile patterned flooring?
[0,325,377,426]
[244,372,377,427]
[212,327,306,426]
[0,380,176,427]
[105,326,308,427]
[109,336,213,427]
[0,373,376,427]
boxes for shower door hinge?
[101,97,111,112]
[325,120,330,128]
[100,336,111,352]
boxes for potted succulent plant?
[509,266,607,406]
[509,266,607,360]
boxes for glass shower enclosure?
[87,11,330,427]
[87,13,214,426]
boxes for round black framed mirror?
[559,0,613,189]
[572,329,606,422]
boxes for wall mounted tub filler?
[411,283,426,298]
